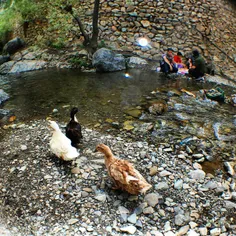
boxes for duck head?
[95,144,113,157]
[70,107,79,120]
[48,120,60,131]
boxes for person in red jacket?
[173,52,185,68]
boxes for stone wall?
[16,0,236,79]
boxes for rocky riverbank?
[0,119,236,236]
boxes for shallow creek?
[0,69,236,174]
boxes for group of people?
[160,48,206,80]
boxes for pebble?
[20,145,27,151]
[150,166,158,176]
[144,193,159,207]
[210,228,221,236]
[189,170,206,180]
[174,179,183,190]
[120,225,137,234]
[199,227,208,235]
[177,225,189,236]
[155,182,169,190]
[127,213,137,224]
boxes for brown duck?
[96,144,152,195]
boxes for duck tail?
[70,107,79,120]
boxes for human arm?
[163,56,173,71]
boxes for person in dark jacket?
[160,48,178,74]
[188,49,206,79]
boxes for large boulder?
[0,60,47,74]
[3,37,25,55]
[0,55,10,65]
[126,56,148,68]
[92,48,126,72]
[0,89,9,105]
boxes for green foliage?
[98,39,106,48]
[69,57,88,67]
[0,0,43,42]
[0,8,20,41]
[13,0,42,21]
[50,38,66,49]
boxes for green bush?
[69,57,88,67]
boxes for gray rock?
[199,227,208,235]
[0,109,10,119]
[92,48,126,72]
[120,225,137,234]
[127,213,137,224]
[175,214,186,226]
[174,179,183,190]
[188,169,206,180]
[3,37,25,55]
[224,200,236,209]
[143,206,154,214]
[209,228,221,236]
[155,182,169,190]
[9,60,47,74]
[126,56,148,68]
[144,193,159,207]
[0,61,15,74]
[0,89,9,105]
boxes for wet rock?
[9,60,47,74]
[124,108,142,118]
[92,48,126,72]
[0,109,10,119]
[0,89,9,105]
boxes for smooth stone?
[159,170,172,177]
[144,193,159,207]
[150,166,158,176]
[177,225,190,236]
[127,213,137,224]
[187,229,199,236]
[155,182,169,190]
[199,227,208,235]
[118,206,129,214]
[143,206,154,214]
[210,228,221,236]
[68,218,79,225]
[188,169,206,180]
[174,179,183,190]
[175,214,186,226]
[120,225,137,234]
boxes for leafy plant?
[69,57,88,67]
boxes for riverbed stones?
[0,119,236,235]
[92,48,126,72]
[126,56,148,68]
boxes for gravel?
[0,119,236,235]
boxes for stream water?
[0,69,236,174]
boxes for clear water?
[1,69,236,174]
[1,68,235,125]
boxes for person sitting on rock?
[188,49,206,80]
[160,48,178,74]
[173,52,185,68]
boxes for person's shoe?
[196,77,205,82]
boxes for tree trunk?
[89,0,100,52]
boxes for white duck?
[48,120,79,161]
